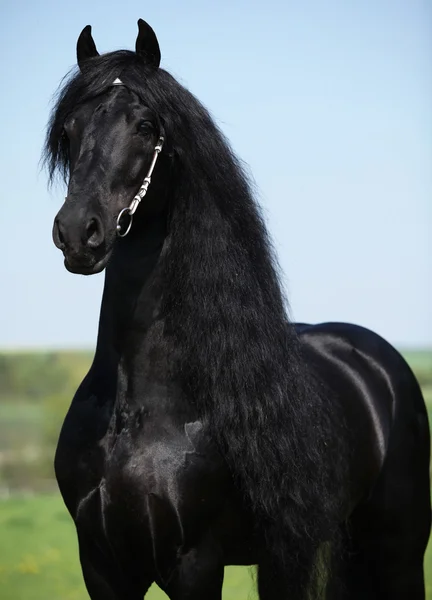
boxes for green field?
[0,495,257,600]
[0,349,431,598]
[0,493,430,599]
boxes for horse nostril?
[85,217,104,249]
[53,218,66,250]
[58,225,65,246]
[86,219,98,239]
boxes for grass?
[0,493,430,599]
[401,349,432,372]
[0,495,257,600]
[0,402,43,453]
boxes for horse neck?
[93,212,168,401]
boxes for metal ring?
[116,207,133,238]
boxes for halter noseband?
[112,77,165,238]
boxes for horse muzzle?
[53,203,111,275]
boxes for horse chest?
[56,403,227,554]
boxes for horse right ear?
[77,25,99,70]
[135,19,161,68]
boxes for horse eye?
[61,127,68,140]
[137,120,153,134]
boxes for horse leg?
[345,507,429,600]
[258,561,294,600]
[158,535,224,600]
[257,547,327,600]
[78,534,153,600]
[345,409,431,600]
[341,522,428,599]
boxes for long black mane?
[45,51,350,593]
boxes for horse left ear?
[135,19,161,68]
[77,25,99,70]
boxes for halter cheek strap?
[111,78,165,238]
[116,136,164,237]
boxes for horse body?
[46,20,430,600]
[54,236,430,598]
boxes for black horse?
[45,20,431,600]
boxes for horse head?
[51,20,168,275]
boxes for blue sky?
[1,0,431,348]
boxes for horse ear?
[135,19,161,68]
[77,25,99,69]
